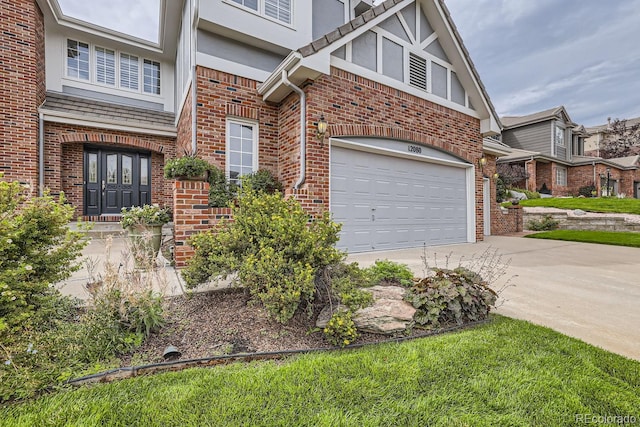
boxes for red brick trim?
[226,103,259,120]
[58,132,167,154]
[328,124,468,160]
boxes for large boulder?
[316,286,416,335]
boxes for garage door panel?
[331,145,468,252]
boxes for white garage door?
[331,143,469,253]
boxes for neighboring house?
[2,0,505,259]
[585,117,640,157]
[498,107,640,198]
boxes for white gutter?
[191,0,198,154]
[281,70,306,190]
[38,111,44,196]
[257,51,302,96]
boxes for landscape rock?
[573,209,587,216]
[354,286,416,335]
[315,286,416,335]
[509,190,527,201]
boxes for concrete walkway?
[348,236,640,361]
[61,233,639,361]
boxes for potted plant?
[121,204,171,265]
[164,151,210,181]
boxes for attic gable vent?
[409,53,427,91]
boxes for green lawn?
[2,316,639,426]
[526,230,640,247]
[518,197,640,214]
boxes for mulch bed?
[120,289,395,366]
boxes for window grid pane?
[265,0,291,23]
[228,123,255,185]
[120,53,139,90]
[67,39,90,80]
[96,47,115,86]
[143,59,161,95]
[231,0,258,11]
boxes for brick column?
[173,180,212,267]
[526,160,537,192]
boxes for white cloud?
[57,0,160,42]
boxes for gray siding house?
[498,106,640,197]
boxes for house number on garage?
[407,145,422,154]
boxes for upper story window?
[229,0,291,25]
[67,40,90,80]
[65,39,161,96]
[555,125,565,147]
[95,47,116,86]
[143,60,161,95]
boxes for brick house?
[2,0,509,263]
[498,107,640,198]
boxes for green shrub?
[207,165,237,208]
[407,267,497,329]
[578,185,597,198]
[365,260,414,287]
[527,214,560,231]
[0,177,87,335]
[164,155,210,179]
[326,262,373,311]
[241,169,283,195]
[183,189,343,323]
[496,177,509,202]
[323,309,358,347]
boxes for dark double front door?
[84,149,151,216]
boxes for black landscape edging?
[66,319,491,387]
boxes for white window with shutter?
[95,47,116,86]
[67,39,90,80]
[227,0,291,25]
[120,53,139,90]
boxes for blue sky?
[57,0,640,127]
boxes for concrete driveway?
[348,236,640,361]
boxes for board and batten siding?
[502,121,553,155]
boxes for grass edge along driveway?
[526,229,640,248]
[518,197,640,215]
[2,316,639,426]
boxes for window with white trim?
[143,60,161,95]
[555,125,565,147]
[229,0,291,24]
[67,39,90,80]
[226,120,258,185]
[65,39,161,96]
[120,53,139,90]
[95,47,116,86]
[556,166,567,186]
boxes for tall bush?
[183,189,343,323]
[0,177,87,334]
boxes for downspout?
[281,70,306,190]
[191,3,198,154]
[38,111,44,196]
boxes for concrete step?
[68,222,174,239]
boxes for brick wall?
[492,205,523,234]
[0,0,44,186]
[172,180,233,267]
[176,85,192,155]
[43,123,176,217]
[285,67,486,237]
[195,67,279,174]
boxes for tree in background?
[599,118,640,159]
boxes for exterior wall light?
[316,115,328,144]
[478,157,487,170]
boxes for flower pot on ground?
[164,155,211,181]
[121,205,171,266]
